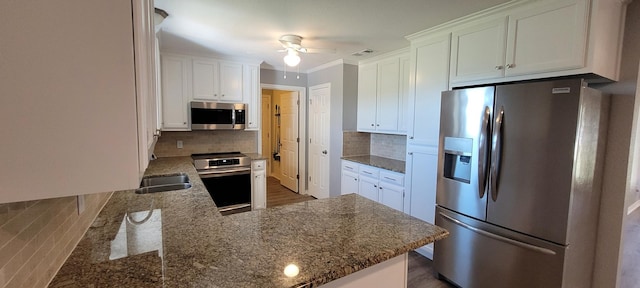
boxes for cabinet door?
[407,34,450,147]
[219,62,243,101]
[406,150,438,223]
[505,0,587,77]
[252,164,267,210]
[244,64,260,130]
[450,17,507,83]
[380,184,404,212]
[341,171,359,195]
[357,63,378,132]
[376,58,400,133]
[192,59,219,100]
[398,56,410,134]
[358,176,379,202]
[161,55,190,130]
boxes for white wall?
[591,2,640,287]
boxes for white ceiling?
[154,0,510,72]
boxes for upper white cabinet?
[0,0,154,203]
[406,33,451,148]
[450,17,508,83]
[449,0,625,86]
[357,49,409,135]
[244,64,261,130]
[160,53,261,131]
[161,54,191,131]
[192,59,243,102]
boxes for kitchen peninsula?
[49,157,448,287]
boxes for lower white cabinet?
[405,149,438,224]
[252,159,267,210]
[341,160,405,212]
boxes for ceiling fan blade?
[303,48,336,54]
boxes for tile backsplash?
[0,192,112,288]
[154,131,258,157]
[342,131,407,161]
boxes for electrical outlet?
[177,140,183,149]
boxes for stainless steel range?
[192,152,252,215]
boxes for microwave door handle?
[231,108,236,128]
[490,106,504,202]
[478,106,491,199]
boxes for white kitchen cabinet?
[357,49,409,135]
[340,160,405,212]
[450,17,507,83]
[448,0,625,86]
[0,0,152,203]
[405,150,438,224]
[341,160,360,195]
[504,0,587,77]
[161,54,191,131]
[379,170,405,212]
[397,56,410,134]
[406,33,451,147]
[358,175,380,202]
[252,159,267,210]
[244,64,260,130]
[192,59,243,102]
[357,63,378,132]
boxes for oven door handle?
[198,167,251,178]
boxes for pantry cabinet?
[252,160,267,210]
[356,49,409,135]
[244,64,261,130]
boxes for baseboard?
[627,199,640,215]
[414,244,433,260]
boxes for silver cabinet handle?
[363,171,372,175]
[376,124,380,126]
[322,150,327,155]
[408,152,413,155]
[439,212,556,255]
[490,106,504,202]
[371,124,374,127]
[495,65,503,70]
[379,186,382,190]
[183,122,187,125]
[409,136,414,139]
[383,177,395,181]
[505,64,514,69]
[478,106,490,199]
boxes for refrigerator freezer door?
[437,87,494,221]
[487,79,581,245]
[434,207,565,288]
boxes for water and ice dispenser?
[442,137,473,184]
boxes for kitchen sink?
[135,173,192,194]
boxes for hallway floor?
[266,176,315,208]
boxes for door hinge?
[296,174,299,179]
[297,99,300,105]
[309,138,312,143]
[309,99,312,105]
[309,176,312,182]
[297,137,300,143]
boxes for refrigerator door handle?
[438,212,556,256]
[490,106,504,201]
[478,106,491,199]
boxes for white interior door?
[308,84,331,199]
[279,91,299,192]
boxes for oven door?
[198,167,252,215]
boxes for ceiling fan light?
[284,51,300,67]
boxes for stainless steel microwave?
[190,101,246,130]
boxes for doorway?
[260,84,307,199]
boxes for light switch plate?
[177,140,183,149]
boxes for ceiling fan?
[278,34,335,67]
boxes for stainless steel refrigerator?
[433,79,609,288]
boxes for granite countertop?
[50,157,447,287]
[244,152,268,161]
[341,155,406,174]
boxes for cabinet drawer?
[252,160,266,170]
[342,160,359,173]
[359,165,379,178]
[380,170,404,186]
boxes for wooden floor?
[265,176,453,287]
[266,177,315,208]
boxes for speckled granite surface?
[342,155,406,173]
[244,152,267,161]
[49,157,447,287]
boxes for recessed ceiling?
[154,0,511,72]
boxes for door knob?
[322,150,328,155]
